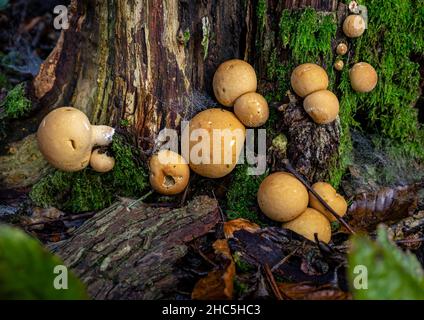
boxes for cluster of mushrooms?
[257,173,347,243]
[150,59,270,195]
[37,107,116,173]
[334,10,378,93]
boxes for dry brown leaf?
[191,239,235,300]
[279,282,352,300]
[224,218,260,239]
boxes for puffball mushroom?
[213,59,257,107]
[303,90,339,125]
[283,208,331,243]
[149,150,190,195]
[257,172,309,222]
[343,14,366,38]
[334,60,344,71]
[290,63,329,98]
[90,149,115,173]
[336,43,348,56]
[233,92,269,127]
[349,62,378,93]
[188,108,246,178]
[309,182,347,222]
[37,107,115,172]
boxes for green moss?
[0,83,31,119]
[233,252,255,273]
[226,164,267,224]
[256,0,267,33]
[30,134,149,213]
[183,29,191,46]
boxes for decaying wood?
[55,196,220,299]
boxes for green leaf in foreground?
[0,225,88,300]
[348,225,424,300]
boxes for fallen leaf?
[224,218,260,239]
[278,282,351,300]
[192,239,235,300]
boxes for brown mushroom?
[213,59,257,107]
[188,108,246,178]
[334,60,344,71]
[303,90,339,125]
[149,150,190,195]
[349,62,378,93]
[343,14,366,38]
[90,149,115,173]
[37,107,115,172]
[336,43,348,56]
[290,63,329,98]
[309,182,347,222]
[257,172,309,222]
[283,208,331,243]
[233,92,269,127]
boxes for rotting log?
[54,196,220,299]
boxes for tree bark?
[54,196,220,299]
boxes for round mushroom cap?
[257,172,309,222]
[149,150,190,195]
[233,92,269,127]
[334,60,344,71]
[188,108,246,178]
[303,90,339,125]
[336,43,348,56]
[309,182,348,222]
[90,149,115,173]
[349,62,378,93]
[213,59,257,107]
[37,107,93,172]
[290,63,329,98]
[343,15,366,38]
[283,208,331,243]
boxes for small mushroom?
[343,14,366,38]
[349,62,378,93]
[303,90,339,125]
[149,150,190,195]
[233,92,269,127]
[334,60,344,71]
[213,59,257,107]
[90,149,115,173]
[257,172,309,222]
[336,43,348,56]
[309,182,347,222]
[290,63,329,98]
[188,108,246,178]
[37,107,115,172]
[283,208,331,243]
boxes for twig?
[263,264,283,300]
[282,159,356,235]
[26,211,96,227]
[271,248,299,271]
[126,190,154,210]
[396,237,424,244]
[212,190,226,223]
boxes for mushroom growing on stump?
[213,59,257,107]
[336,43,348,56]
[343,14,366,38]
[309,182,348,222]
[349,62,378,93]
[257,172,309,222]
[149,150,190,195]
[37,107,115,172]
[90,149,115,173]
[290,63,329,98]
[188,108,246,178]
[303,90,340,125]
[283,208,331,243]
[233,92,269,127]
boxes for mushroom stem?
[282,159,356,235]
[91,125,115,146]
